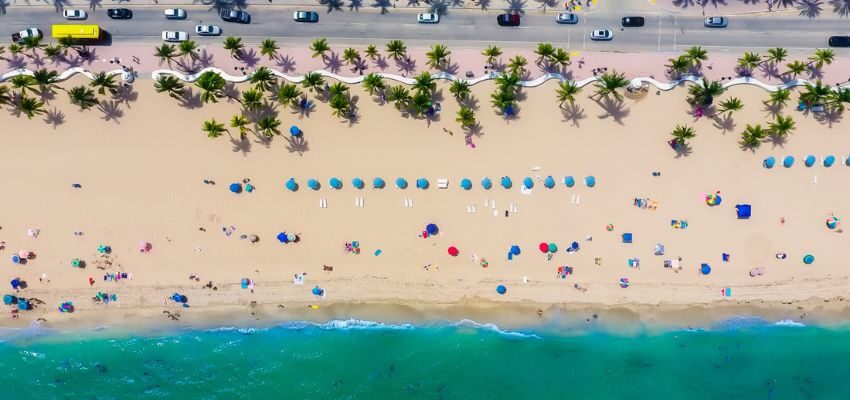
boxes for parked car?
[62,9,88,20]
[11,28,42,44]
[220,9,250,23]
[828,36,850,47]
[555,13,578,24]
[162,31,188,42]
[164,8,187,19]
[590,29,613,41]
[195,25,222,36]
[497,14,520,27]
[107,8,132,19]
[621,16,644,27]
[417,13,439,23]
[293,11,319,22]
[704,16,728,28]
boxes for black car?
[828,36,850,47]
[621,16,645,27]
[107,8,132,19]
[497,14,520,27]
[220,9,250,23]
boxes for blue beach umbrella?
[10,279,20,290]
[803,254,815,265]
[3,294,15,305]
[564,176,576,187]
[312,286,324,296]
[241,278,250,289]
[585,176,596,187]
[805,155,816,167]
[17,299,28,311]
[510,245,521,255]
[307,178,320,190]
[11,255,20,264]
[289,125,302,136]
[783,156,795,167]
[416,178,429,189]
[846,156,850,166]
[501,176,512,189]
[763,156,776,168]
[285,178,298,192]
[229,183,242,193]
[395,177,408,189]
[496,285,507,295]
[460,178,472,190]
[277,232,289,243]
[700,263,711,275]
[352,177,364,189]
[329,177,342,190]
[373,177,385,189]
[426,223,439,235]
[523,177,534,189]
[544,176,555,188]
[824,155,836,167]
[481,177,492,190]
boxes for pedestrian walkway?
[651,0,800,16]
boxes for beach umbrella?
[510,245,521,256]
[523,177,534,189]
[426,223,439,235]
[619,278,630,288]
[312,286,323,296]
[827,216,840,230]
[329,177,342,190]
[285,178,298,192]
[17,299,28,311]
[804,155,816,167]
[448,246,459,257]
[783,156,795,168]
[139,242,151,252]
[287,233,297,242]
[481,177,492,190]
[585,176,596,187]
[544,176,555,188]
[501,176,512,189]
[846,155,850,166]
[548,243,558,253]
[18,251,29,260]
[571,241,580,252]
[10,279,20,290]
[71,258,81,268]
[564,176,576,187]
[289,125,302,136]
[97,245,111,254]
[3,294,15,305]
[395,177,408,189]
[460,178,472,190]
[496,285,507,295]
[803,254,815,265]
[277,232,289,243]
[706,193,722,206]
[538,242,549,253]
[307,178,320,190]
[700,263,711,275]
[824,155,836,167]
[11,255,20,264]
[763,156,776,168]
[416,178,429,189]
[241,278,250,289]
[373,177,385,189]
[229,183,242,193]
[249,234,259,243]
[352,177,365,189]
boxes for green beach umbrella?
[548,243,558,253]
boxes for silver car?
[590,29,613,41]
[417,13,439,23]
[555,13,578,24]
[62,9,88,20]
[162,31,188,42]
[195,25,222,36]
[164,8,187,19]
[704,16,728,28]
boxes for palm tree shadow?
[466,122,484,138]
[461,95,479,111]
[294,96,316,118]
[807,67,824,80]
[440,61,460,75]
[759,62,780,80]
[813,108,843,127]
[230,136,252,155]
[711,114,736,134]
[43,107,65,129]
[239,48,260,68]
[374,55,390,71]
[285,135,310,155]
[88,0,102,10]
[6,55,27,70]
[533,0,558,9]
[395,57,417,75]
[372,0,391,14]
[768,134,789,148]
[178,88,203,109]
[349,0,363,10]
[475,0,491,9]
[38,89,57,104]
[673,142,693,158]
[275,54,297,73]
[0,0,9,15]
[197,49,215,68]
[831,0,850,17]
[595,97,629,125]
[222,83,240,102]
[762,102,782,118]
[324,52,343,73]
[53,0,69,12]
[319,0,344,12]
[560,102,586,127]
[346,95,361,126]
[504,0,526,14]
[98,100,124,123]
[113,85,138,107]
[798,0,823,18]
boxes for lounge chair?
[437,179,448,189]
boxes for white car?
[164,8,187,19]
[195,25,222,36]
[704,16,728,28]
[590,29,613,41]
[162,31,188,42]
[63,9,88,20]
[417,13,439,24]
[555,13,578,24]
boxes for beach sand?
[1,76,849,329]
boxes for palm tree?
[456,106,476,128]
[250,66,277,92]
[20,36,44,58]
[362,73,385,96]
[534,42,555,66]
[201,119,227,138]
[712,97,744,118]
[550,48,570,69]
[154,44,177,67]
[784,60,807,79]
[495,72,520,94]
[736,52,761,75]
[9,75,35,96]
[410,92,431,116]
[178,40,199,60]
[763,47,787,66]
[276,83,303,107]
[507,55,527,75]
[799,80,831,108]
[56,37,82,56]
[241,88,263,111]
[412,72,436,95]
[90,72,118,96]
[230,114,251,139]
[256,115,281,137]
[426,44,451,70]
[827,87,850,111]
[195,70,226,103]
[765,88,790,108]
[154,75,185,100]
[301,72,325,92]
[449,80,471,101]
[342,47,360,66]
[739,124,766,149]
[591,70,629,101]
[329,94,350,118]
[43,45,63,62]
[67,86,98,110]
[365,44,379,60]
[0,85,11,105]
[683,46,709,69]
[259,39,279,60]
[670,125,696,146]
[385,40,407,60]
[808,48,835,69]
[8,43,24,58]
[223,36,244,59]
[328,82,349,98]
[767,115,795,138]
[556,81,581,107]
[665,56,690,78]
[490,88,516,114]
[687,79,724,106]
[17,95,46,119]
[32,69,61,94]
[387,85,411,110]
[482,45,502,66]
[310,38,331,60]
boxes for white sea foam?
[773,319,806,327]
[277,319,416,331]
[449,319,541,339]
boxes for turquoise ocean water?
[1,318,849,399]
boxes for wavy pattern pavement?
[0,67,129,83]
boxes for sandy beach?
[2,65,850,329]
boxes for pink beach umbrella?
[139,242,152,253]
[18,250,30,259]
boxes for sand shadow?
[762,102,782,119]
[113,84,138,107]
[595,97,629,125]
[43,107,65,129]
[285,135,310,156]
[768,133,789,148]
[178,88,203,109]
[230,136,252,155]
[813,108,843,127]
[98,100,124,123]
[560,102,586,127]
[711,114,736,134]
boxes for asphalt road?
[4,6,849,54]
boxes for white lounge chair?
[437,179,449,189]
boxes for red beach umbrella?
[538,242,549,253]
[447,246,459,257]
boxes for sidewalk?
[651,0,800,16]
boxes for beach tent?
[229,183,242,193]
[289,125,302,136]
[373,177,385,189]
[307,179,320,190]
[783,156,795,168]
[564,176,576,187]
[523,177,534,189]
[544,176,555,188]
[352,177,365,189]
[277,232,289,243]
[736,204,751,219]
[763,156,776,168]
[426,223,439,235]
[510,245,521,256]
[448,246,459,256]
[496,285,507,295]
[416,178,429,189]
[805,155,816,167]
[285,178,298,192]
[824,155,836,167]
[460,178,472,190]
[700,263,711,275]
[329,177,342,190]
[396,177,408,189]
[538,242,549,253]
[481,177,492,190]
[501,177,512,189]
[585,176,596,187]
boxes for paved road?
[4,5,849,54]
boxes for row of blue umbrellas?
[284,176,596,191]
[764,155,846,169]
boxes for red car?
[497,14,520,27]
